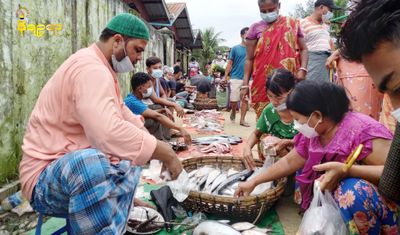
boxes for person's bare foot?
[230,111,236,122]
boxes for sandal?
[240,122,250,127]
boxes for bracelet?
[343,144,364,172]
[298,67,308,73]
[241,85,249,89]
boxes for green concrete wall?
[0,0,174,183]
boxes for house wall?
[0,0,175,183]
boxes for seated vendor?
[19,14,182,234]
[145,57,185,118]
[125,72,191,145]
[190,74,212,99]
[235,80,398,234]
[243,69,297,169]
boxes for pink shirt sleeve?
[294,134,309,159]
[246,21,263,40]
[73,67,157,165]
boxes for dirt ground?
[219,109,302,235]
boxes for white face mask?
[323,11,334,22]
[142,86,153,98]
[217,55,223,59]
[274,102,287,112]
[391,108,400,122]
[151,69,163,79]
[111,40,134,73]
[293,114,321,138]
[260,11,279,23]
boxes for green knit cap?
[106,13,150,40]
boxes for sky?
[165,0,305,47]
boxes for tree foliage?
[192,27,226,71]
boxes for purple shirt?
[246,19,304,40]
[294,112,393,210]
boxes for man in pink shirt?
[19,13,182,234]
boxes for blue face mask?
[151,69,163,79]
[260,11,279,23]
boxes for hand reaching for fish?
[234,180,256,197]
[179,128,192,145]
[153,140,183,180]
[161,158,183,180]
[242,144,256,170]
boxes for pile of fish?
[200,142,231,154]
[187,165,273,196]
[189,110,223,132]
[193,135,242,145]
[193,221,272,235]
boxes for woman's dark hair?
[131,72,151,91]
[265,68,295,96]
[191,57,196,62]
[146,56,162,68]
[340,0,400,62]
[258,0,279,5]
[286,80,350,123]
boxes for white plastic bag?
[299,182,348,235]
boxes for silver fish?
[195,166,214,178]
[188,169,199,178]
[205,169,221,188]
[227,168,239,177]
[215,169,253,195]
[209,173,227,194]
[193,221,241,235]
[232,222,255,231]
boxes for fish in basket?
[180,156,287,223]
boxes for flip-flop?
[240,122,250,127]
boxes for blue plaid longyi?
[31,148,142,234]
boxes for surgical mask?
[217,55,222,59]
[142,87,153,98]
[111,40,134,73]
[260,11,279,23]
[391,108,400,122]
[323,11,334,22]
[274,102,287,112]
[151,69,163,78]
[293,114,321,138]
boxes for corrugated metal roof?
[166,2,196,48]
[124,0,202,49]
[166,3,186,20]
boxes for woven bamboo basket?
[193,98,218,110]
[181,156,287,223]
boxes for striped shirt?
[300,17,332,52]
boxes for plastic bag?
[298,182,348,235]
